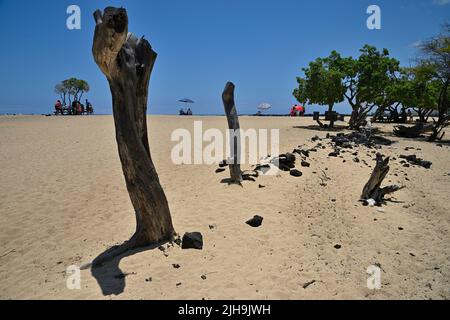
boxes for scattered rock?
[400,154,432,169]
[334,244,342,249]
[215,168,226,173]
[290,169,303,177]
[158,246,166,252]
[246,215,264,227]
[173,236,182,246]
[258,184,265,188]
[181,232,203,250]
[145,277,152,282]
[201,275,207,280]
[301,160,310,167]
[218,160,228,167]
[353,157,360,163]
[328,152,339,157]
[302,280,316,289]
[172,264,181,269]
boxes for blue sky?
[0,0,448,115]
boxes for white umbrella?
[257,103,271,112]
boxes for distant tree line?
[293,23,449,141]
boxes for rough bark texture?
[361,153,402,204]
[222,82,243,183]
[91,7,175,265]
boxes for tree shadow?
[90,240,168,296]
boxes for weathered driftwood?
[91,7,175,265]
[361,153,402,205]
[393,122,434,138]
[222,82,243,183]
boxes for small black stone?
[334,244,342,249]
[328,152,339,157]
[215,168,226,173]
[181,232,203,250]
[246,215,264,227]
[301,161,310,167]
[290,169,303,177]
[172,264,181,269]
[218,160,228,167]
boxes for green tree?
[332,45,400,128]
[293,55,345,127]
[399,66,440,123]
[55,78,90,105]
[418,23,450,140]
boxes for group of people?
[179,108,193,116]
[54,99,94,115]
[290,105,305,117]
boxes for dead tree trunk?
[222,82,243,183]
[361,153,402,205]
[91,7,175,265]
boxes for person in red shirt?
[55,100,62,115]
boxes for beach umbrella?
[179,98,195,104]
[179,98,195,110]
[257,103,271,112]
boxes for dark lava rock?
[334,244,342,249]
[277,153,296,170]
[353,157,360,163]
[328,152,339,157]
[201,275,207,280]
[181,232,203,250]
[218,160,228,167]
[301,160,310,167]
[400,154,432,169]
[309,148,317,152]
[301,150,310,157]
[311,135,321,142]
[173,236,182,246]
[172,264,181,269]
[258,184,266,188]
[290,169,303,177]
[215,168,226,173]
[246,215,264,227]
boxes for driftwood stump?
[393,123,434,138]
[222,82,243,183]
[91,7,175,265]
[361,153,402,205]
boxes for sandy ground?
[0,115,449,300]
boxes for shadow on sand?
[293,124,350,132]
[90,240,168,296]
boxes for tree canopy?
[54,78,90,105]
[293,56,345,127]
